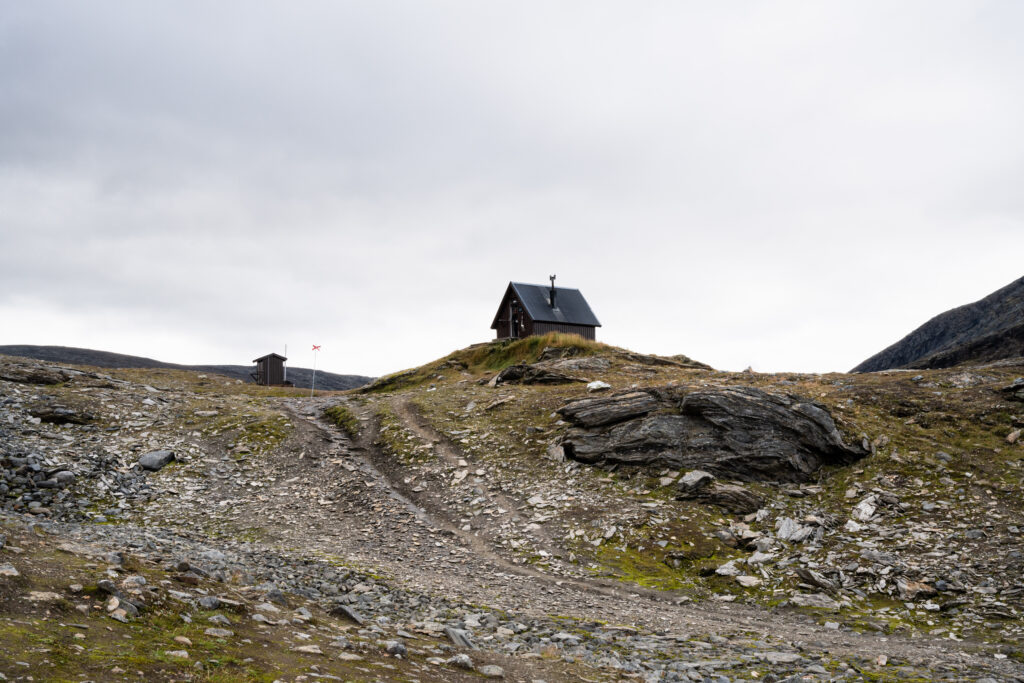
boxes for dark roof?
[252,353,287,363]
[491,282,601,328]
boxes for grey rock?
[198,596,221,610]
[479,664,505,678]
[204,627,233,638]
[138,450,175,471]
[445,626,478,650]
[447,653,474,669]
[0,364,67,385]
[492,364,586,386]
[776,517,815,543]
[28,405,93,425]
[677,469,714,491]
[557,391,660,428]
[383,639,407,656]
[561,386,867,482]
[329,604,365,625]
[788,593,839,610]
[795,567,838,592]
[677,482,764,514]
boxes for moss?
[324,403,360,437]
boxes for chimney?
[549,274,557,308]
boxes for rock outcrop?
[852,275,1024,372]
[558,386,867,482]
[489,364,587,386]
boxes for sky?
[2,2,1023,377]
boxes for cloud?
[1,2,1023,375]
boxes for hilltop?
[1,334,1023,681]
[852,275,1024,372]
[0,344,373,391]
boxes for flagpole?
[310,346,318,398]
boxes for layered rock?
[558,386,867,482]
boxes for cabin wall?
[267,359,285,385]
[493,292,530,339]
[532,322,596,340]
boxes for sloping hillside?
[852,275,1024,372]
[0,344,372,391]
[2,337,1023,681]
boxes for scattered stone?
[445,626,477,650]
[329,605,365,625]
[788,593,840,610]
[446,653,474,670]
[138,450,175,471]
[479,664,505,678]
[205,628,233,638]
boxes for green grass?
[461,333,607,372]
[360,332,611,393]
[324,403,360,437]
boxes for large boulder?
[559,386,867,482]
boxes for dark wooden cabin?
[491,278,601,341]
[251,353,287,386]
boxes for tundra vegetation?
[1,335,1022,681]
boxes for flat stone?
[205,628,233,638]
[788,593,839,610]
[445,626,477,650]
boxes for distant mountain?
[0,345,373,391]
[852,276,1024,372]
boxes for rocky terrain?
[0,345,373,391]
[2,336,1024,681]
[853,275,1024,372]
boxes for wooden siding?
[532,322,596,340]
[254,357,286,385]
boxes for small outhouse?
[251,353,287,386]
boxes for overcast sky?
[2,2,1023,377]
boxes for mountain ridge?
[852,275,1024,372]
[0,344,372,391]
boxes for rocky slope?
[2,339,1024,681]
[852,275,1024,372]
[0,344,373,391]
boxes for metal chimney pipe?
[549,274,556,308]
